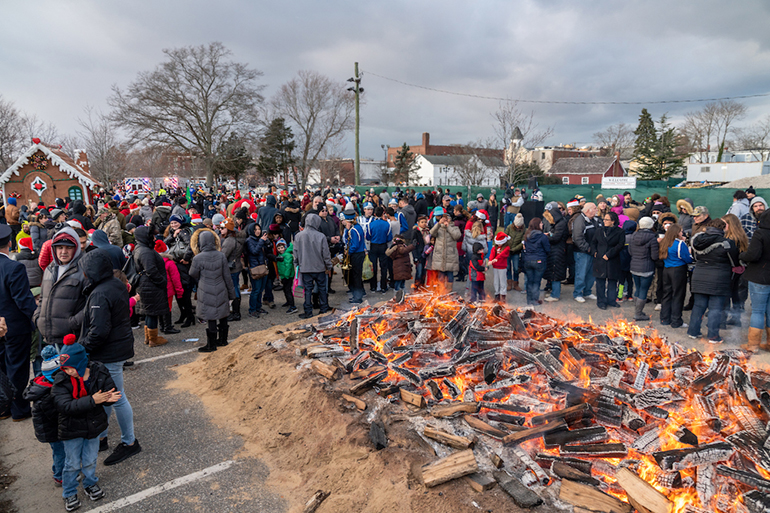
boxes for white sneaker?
[574,296,586,303]
[654,304,662,311]
[586,294,597,300]
[680,323,689,328]
[544,297,559,302]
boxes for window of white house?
[581,177,589,185]
[702,166,710,173]
[541,152,546,160]
[562,176,569,184]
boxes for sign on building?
[601,176,636,189]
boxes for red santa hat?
[154,240,168,253]
[18,237,34,251]
[190,213,202,224]
[494,232,510,245]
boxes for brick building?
[386,132,503,168]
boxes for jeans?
[688,294,728,340]
[302,272,329,314]
[550,280,561,299]
[470,281,485,302]
[632,274,654,301]
[660,265,687,327]
[507,253,520,281]
[249,275,268,312]
[749,282,770,329]
[573,252,594,298]
[437,271,455,283]
[62,437,99,498]
[414,260,426,287]
[263,276,274,303]
[145,315,158,330]
[369,243,388,291]
[50,441,65,481]
[231,272,241,299]
[524,260,546,304]
[99,361,135,445]
[595,278,618,307]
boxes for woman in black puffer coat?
[687,219,739,343]
[591,211,625,309]
[627,217,659,320]
[133,226,169,347]
[542,202,568,301]
[740,210,770,350]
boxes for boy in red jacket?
[489,232,511,303]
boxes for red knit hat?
[154,240,168,253]
[18,237,34,251]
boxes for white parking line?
[88,460,237,512]
[133,348,198,364]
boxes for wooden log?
[486,411,525,425]
[615,467,672,513]
[490,453,504,468]
[399,388,426,409]
[559,478,632,513]
[560,443,628,459]
[370,420,387,450]
[653,441,734,471]
[465,473,496,492]
[716,464,770,493]
[543,426,607,447]
[349,370,388,396]
[253,345,278,359]
[502,418,566,446]
[463,415,508,439]
[341,393,366,411]
[696,465,715,509]
[302,490,330,513]
[478,401,530,413]
[423,425,474,450]
[531,403,591,425]
[426,380,443,401]
[537,453,593,475]
[743,490,770,513]
[431,402,479,418]
[349,365,386,380]
[311,360,341,381]
[508,310,529,337]
[551,461,600,486]
[421,449,478,488]
[511,446,550,486]
[349,317,359,353]
[494,471,543,508]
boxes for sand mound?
[171,322,522,513]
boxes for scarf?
[70,375,87,399]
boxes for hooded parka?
[133,226,169,316]
[690,227,739,296]
[190,229,236,321]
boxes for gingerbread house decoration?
[0,139,99,207]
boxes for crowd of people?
[0,181,768,510]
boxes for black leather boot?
[217,324,229,347]
[227,298,241,322]
[162,312,181,334]
[198,329,218,353]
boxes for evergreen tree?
[214,132,252,187]
[390,143,419,185]
[256,118,296,183]
[633,109,686,180]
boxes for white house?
[686,161,770,182]
[414,154,504,187]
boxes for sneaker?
[248,311,260,318]
[131,325,140,330]
[586,294,597,300]
[64,494,81,511]
[266,301,276,309]
[53,477,62,487]
[104,440,142,466]
[84,483,105,501]
[287,306,298,314]
[574,296,586,303]
[654,303,662,311]
[544,297,559,302]
[299,312,314,319]
[688,334,699,340]
[99,437,108,452]
[708,337,724,344]
[256,308,269,315]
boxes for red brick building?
[387,132,503,168]
[1,141,99,206]
[547,155,625,185]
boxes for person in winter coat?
[275,239,297,313]
[618,220,637,302]
[22,346,64,486]
[687,219,740,343]
[658,223,692,329]
[245,223,272,318]
[385,234,415,291]
[489,232,510,303]
[411,215,431,289]
[139,199,153,225]
[572,203,599,302]
[727,190,751,219]
[219,219,246,321]
[164,215,195,327]
[591,211,626,310]
[463,217,488,266]
[468,242,487,303]
[522,218,550,305]
[542,202,568,301]
[676,199,694,236]
[256,195,279,234]
[152,240,183,334]
[89,229,127,271]
[739,210,770,350]
[150,202,172,236]
[97,207,123,247]
[13,237,43,287]
[741,196,767,241]
[5,197,20,250]
[428,208,462,284]
[293,214,332,319]
[722,213,750,326]
[29,212,49,253]
[505,213,525,292]
[52,336,119,509]
[78,249,141,467]
[69,200,94,231]
[132,226,169,347]
[34,227,87,347]
[190,228,236,352]
[627,217,659,320]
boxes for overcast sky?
[2,0,769,161]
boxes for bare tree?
[270,70,355,190]
[734,115,770,161]
[452,154,487,186]
[76,106,129,187]
[593,123,634,158]
[491,100,553,151]
[713,100,747,161]
[109,42,264,186]
[680,100,747,162]
[0,96,26,169]
[21,114,59,146]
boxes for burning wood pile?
[290,291,770,513]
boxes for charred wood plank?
[743,490,770,513]
[494,471,543,509]
[537,454,593,475]
[543,427,608,448]
[390,365,423,387]
[426,381,443,401]
[734,366,760,406]
[560,443,628,458]
[423,425,474,450]
[431,402,479,418]
[716,464,770,493]
[443,378,460,399]
[369,420,387,450]
[531,403,592,426]
[349,365,386,380]
[653,441,734,471]
[418,365,455,381]
[399,388,426,408]
[463,415,508,439]
[486,411,525,426]
[696,464,716,508]
[421,449,478,487]
[551,461,600,486]
[503,419,566,445]
[508,310,529,337]
[728,431,770,472]
[478,401,530,413]
[349,370,388,396]
[633,387,673,410]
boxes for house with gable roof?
[546,154,625,185]
[0,139,99,207]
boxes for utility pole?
[348,63,363,185]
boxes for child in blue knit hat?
[51,334,121,511]
[23,345,65,487]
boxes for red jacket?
[489,245,509,269]
[164,257,184,298]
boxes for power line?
[361,69,770,105]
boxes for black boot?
[181,310,196,328]
[217,324,229,347]
[227,298,241,322]
[198,329,218,353]
[312,292,320,309]
[162,312,181,334]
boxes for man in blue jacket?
[366,207,392,293]
[0,225,37,420]
[341,212,367,304]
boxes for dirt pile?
[172,322,523,513]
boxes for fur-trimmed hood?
[676,199,693,215]
[191,227,221,254]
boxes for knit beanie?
[513,213,525,228]
[59,334,88,377]
[213,213,226,225]
[638,217,655,230]
[170,214,184,224]
[40,345,60,384]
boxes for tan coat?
[428,222,461,272]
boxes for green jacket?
[276,243,294,280]
[505,225,525,255]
